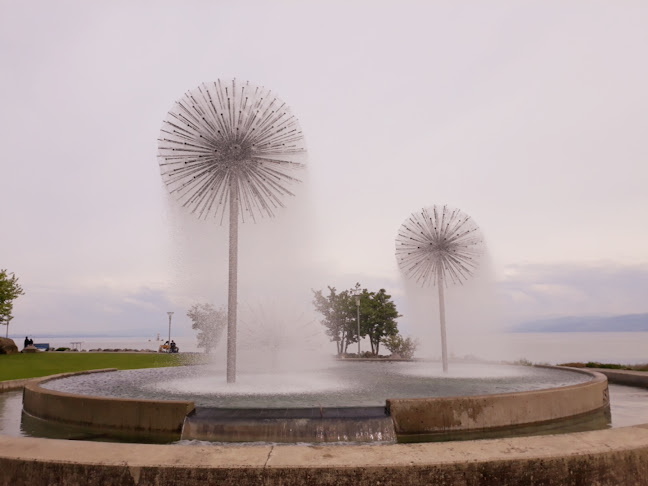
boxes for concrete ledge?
[0,378,37,392]
[3,367,648,484]
[1,370,123,392]
[19,366,608,441]
[2,425,648,485]
[181,406,396,443]
[387,368,609,436]
[589,368,648,389]
[22,370,195,433]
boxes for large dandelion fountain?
[19,198,605,445]
[0,82,611,458]
[395,205,483,372]
[157,79,306,383]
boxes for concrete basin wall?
[590,368,648,389]
[387,368,609,436]
[21,366,607,439]
[3,367,648,484]
[2,426,648,485]
[22,370,195,433]
[0,378,38,392]
[1,370,116,392]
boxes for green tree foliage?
[360,288,400,355]
[312,284,401,356]
[187,303,226,353]
[0,269,25,330]
[383,334,418,359]
[312,286,356,354]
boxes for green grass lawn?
[0,352,206,381]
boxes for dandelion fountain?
[157,79,307,384]
[14,80,608,446]
[1,73,646,484]
[395,204,483,373]
[1,78,638,484]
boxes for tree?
[360,288,400,355]
[312,286,357,355]
[383,334,418,359]
[313,284,401,356]
[187,303,226,353]
[0,269,25,335]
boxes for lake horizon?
[6,331,648,366]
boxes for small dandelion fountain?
[158,79,306,382]
[395,205,483,372]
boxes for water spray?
[158,79,307,382]
[395,205,483,372]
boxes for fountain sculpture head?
[157,78,307,222]
[395,204,484,372]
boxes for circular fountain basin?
[6,368,648,485]
[22,362,609,444]
[39,361,589,407]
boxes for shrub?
[512,358,533,366]
[382,334,418,359]
[558,362,586,368]
[585,362,630,370]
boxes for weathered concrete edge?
[2,426,648,485]
[22,370,195,433]
[387,367,609,434]
[589,367,648,389]
[2,369,648,484]
[0,369,118,392]
[20,366,607,439]
[0,378,37,392]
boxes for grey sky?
[1,1,647,336]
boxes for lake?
[7,331,648,365]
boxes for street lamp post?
[353,290,361,356]
[167,312,174,353]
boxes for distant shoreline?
[510,313,648,333]
[510,329,648,333]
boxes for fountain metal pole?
[437,267,448,373]
[227,180,239,383]
[355,294,361,356]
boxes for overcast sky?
[1,1,647,337]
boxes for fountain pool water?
[40,361,589,408]
[16,360,611,444]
